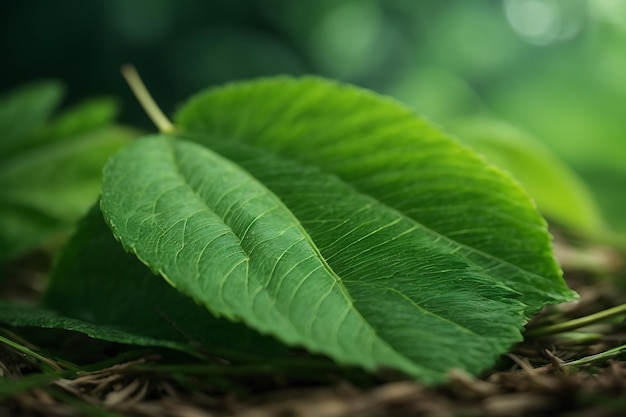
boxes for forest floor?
[1,230,626,417]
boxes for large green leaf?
[0,83,135,261]
[100,107,572,383]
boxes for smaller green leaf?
[0,302,191,354]
[449,117,606,234]
[0,81,64,156]
[43,204,289,361]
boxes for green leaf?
[100,108,573,383]
[42,204,288,360]
[0,81,63,156]
[0,83,135,261]
[448,117,607,235]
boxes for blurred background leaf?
[446,117,606,236]
[0,83,136,262]
[0,81,64,156]
[1,0,624,237]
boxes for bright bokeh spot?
[505,0,559,45]
[504,0,584,46]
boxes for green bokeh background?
[2,0,625,232]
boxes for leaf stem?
[121,64,174,133]
[0,333,63,372]
[527,303,626,338]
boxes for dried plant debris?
[2,237,626,417]
[3,360,626,417]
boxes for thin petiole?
[121,64,174,133]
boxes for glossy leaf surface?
[101,77,575,384]
[102,135,527,382]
